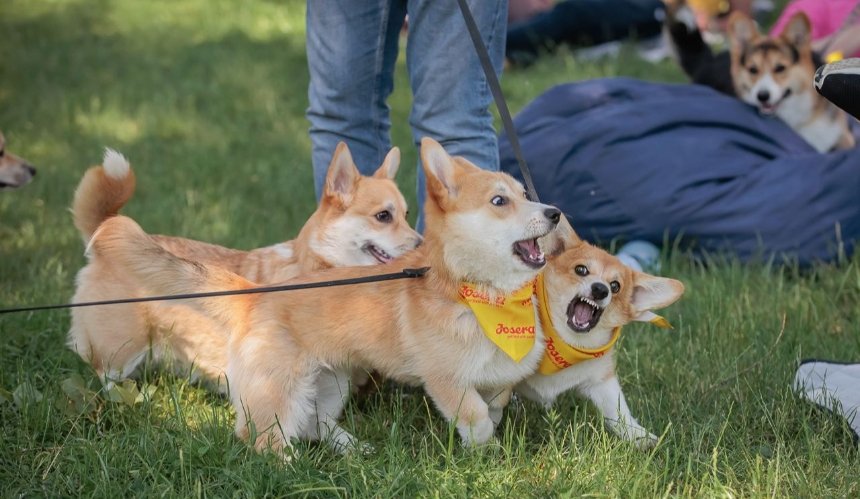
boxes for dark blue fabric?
[499,78,860,265]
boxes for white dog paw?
[488,406,504,426]
[607,419,658,450]
[459,418,495,447]
[622,426,658,450]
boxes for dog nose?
[757,90,770,103]
[591,282,609,300]
[26,165,36,176]
[544,207,561,225]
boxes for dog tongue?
[516,239,540,259]
[573,301,594,325]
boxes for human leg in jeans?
[306,0,508,226]
[406,0,508,225]
[306,0,407,198]
[506,0,665,66]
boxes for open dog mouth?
[362,242,393,264]
[513,238,545,268]
[566,296,604,333]
[759,88,792,114]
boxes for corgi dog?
[0,131,36,190]
[515,236,684,449]
[88,137,562,454]
[665,3,855,152]
[68,143,421,392]
[728,12,854,152]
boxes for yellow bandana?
[459,280,537,362]
[534,274,672,375]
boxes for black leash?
[454,0,540,203]
[0,267,429,315]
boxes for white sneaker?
[616,240,661,273]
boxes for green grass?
[2,0,859,496]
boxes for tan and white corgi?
[728,12,855,152]
[516,237,684,449]
[665,3,855,153]
[67,143,421,392]
[88,137,562,454]
[0,131,36,190]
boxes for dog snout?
[26,164,36,176]
[544,207,561,225]
[756,89,770,103]
[591,282,609,300]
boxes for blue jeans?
[306,0,507,225]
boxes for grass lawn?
[2,0,859,496]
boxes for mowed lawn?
[2,0,859,496]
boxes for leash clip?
[403,267,430,277]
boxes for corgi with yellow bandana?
[516,232,684,449]
[86,138,562,455]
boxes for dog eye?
[574,265,588,276]
[0,149,4,157]
[774,64,786,73]
[491,195,507,206]
[375,210,392,223]
[610,281,621,294]
[748,66,759,75]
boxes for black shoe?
[815,58,860,121]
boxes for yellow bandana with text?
[535,274,671,375]
[459,280,537,362]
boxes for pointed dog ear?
[323,142,361,206]
[373,147,400,180]
[728,12,759,60]
[781,12,811,50]
[420,137,458,205]
[630,272,685,322]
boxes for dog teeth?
[582,298,599,308]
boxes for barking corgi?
[0,131,36,190]
[67,143,421,392]
[516,237,684,449]
[89,137,562,454]
[665,4,855,152]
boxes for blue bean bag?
[499,78,860,265]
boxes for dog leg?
[579,375,658,449]
[302,368,366,454]
[228,335,317,457]
[479,387,512,427]
[424,380,495,446]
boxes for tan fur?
[68,143,421,391]
[728,12,854,152]
[0,131,36,190]
[516,235,684,449]
[90,137,562,453]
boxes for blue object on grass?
[499,78,860,265]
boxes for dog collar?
[459,279,537,362]
[535,273,670,375]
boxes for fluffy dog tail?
[89,215,256,333]
[72,149,137,244]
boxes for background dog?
[665,3,855,152]
[0,131,36,190]
[68,144,420,392]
